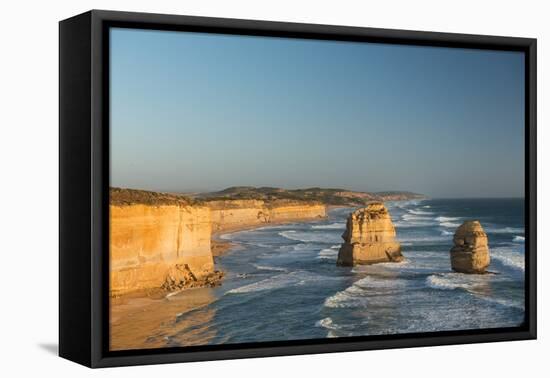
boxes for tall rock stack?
[337,203,403,266]
[450,220,490,274]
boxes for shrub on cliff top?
[110,187,196,206]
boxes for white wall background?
[0,0,546,376]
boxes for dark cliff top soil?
[195,186,424,206]
[110,187,196,206]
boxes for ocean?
[165,198,525,346]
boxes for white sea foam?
[408,209,433,215]
[441,230,453,236]
[395,217,435,228]
[491,248,525,271]
[324,289,369,309]
[426,273,524,310]
[254,224,296,231]
[311,222,345,230]
[277,243,315,252]
[440,221,461,228]
[317,248,339,260]
[402,213,431,221]
[482,296,525,310]
[513,235,525,243]
[278,230,340,244]
[426,273,485,291]
[435,216,461,222]
[324,276,407,308]
[353,276,409,290]
[315,317,341,330]
[485,226,524,234]
[351,259,411,273]
[252,264,287,272]
[227,271,323,294]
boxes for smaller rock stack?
[337,203,403,266]
[450,220,490,274]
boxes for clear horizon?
[110,28,525,198]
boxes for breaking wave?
[426,273,488,291]
[278,230,340,244]
[408,209,433,215]
[324,276,408,308]
[426,273,524,310]
[227,271,324,294]
[439,221,461,228]
[315,317,341,330]
[317,248,339,260]
[491,248,525,271]
[252,264,287,272]
[311,222,345,230]
[435,216,461,222]
[485,226,524,234]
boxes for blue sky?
[110,28,525,198]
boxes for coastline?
[110,213,330,350]
[210,213,331,257]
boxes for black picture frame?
[59,9,537,368]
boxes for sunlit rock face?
[110,198,327,296]
[110,204,217,296]
[207,199,327,232]
[337,203,403,266]
[450,220,490,274]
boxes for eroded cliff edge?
[110,188,327,296]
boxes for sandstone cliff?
[207,199,327,232]
[110,188,327,296]
[337,203,403,266]
[450,220,490,274]
[110,203,222,296]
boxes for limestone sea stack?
[337,203,403,266]
[450,220,490,274]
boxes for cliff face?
[450,221,490,274]
[207,200,327,232]
[110,204,219,296]
[337,203,403,266]
[110,189,328,296]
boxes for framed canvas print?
[59,10,537,368]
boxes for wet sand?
[110,287,218,351]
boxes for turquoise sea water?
[167,198,525,346]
